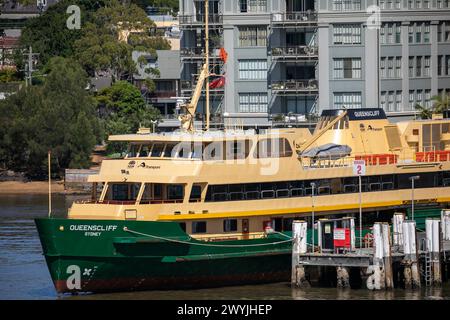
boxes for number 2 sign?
[353,160,366,176]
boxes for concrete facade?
[179,0,450,126]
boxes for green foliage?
[95,81,160,152]
[0,57,100,178]
[72,0,170,80]
[414,103,432,120]
[432,95,450,113]
[0,68,19,82]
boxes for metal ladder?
[421,238,432,287]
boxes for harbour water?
[0,194,449,300]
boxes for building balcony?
[271,46,318,61]
[181,80,224,94]
[271,11,317,27]
[179,15,223,28]
[145,91,177,102]
[270,79,318,95]
[180,47,222,60]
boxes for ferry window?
[204,141,225,160]
[255,138,292,158]
[189,184,202,202]
[163,143,176,157]
[191,143,203,159]
[192,221,207,234]
[167,184,184,200]
[154,183,163,199]
[175,143,192,158]
[127,144,139,158]
[151,143,164,157]
[225,140,251,160]
[179,222,186,232]
[112,184,128,200]
[111,183,140,201]
[223,219,238,232]
[138,144,151,157]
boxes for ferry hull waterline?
[35,218,292,294]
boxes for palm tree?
[414,103,432,120]
[431,94,450,113]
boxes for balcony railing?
[271,11,318,25]
[179,14,223,26]
[270,80,318,94]
[146,91,177,99]
[180,47,221,60]
[181,80,225,93]
[271,46,318,59]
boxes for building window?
[238,26,267,47]
[424,0,430,8]
[409,90,415,109]
[417,89,423,105]
[380,58,386,78]
[192,221,207,234]
[239,93,268,113]
[409,56,414,77]
[438,55,443,76]
[424,56,431,77]
[333,92,362,109]
[332,0,361,11]
[416,56,422,77]
[388,91,394,111]
[395,0,401,9]
[239,0,248,12]
[382,56,401,79]
[223,219,238,232]
[446,55,450,75]
[238,60,267,80]
[381,23,401,44]
[381,91,386,109]
[387,57,394,78]
[333,58,362,79]
[424,23,430,43]
[396,92,402,111]
[395,57,402,78]
[415,23,422,43]
[239,0,267,12]
[333,24,361,44]
[408,25,414,43]
[425,90,432,108]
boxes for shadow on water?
[0,194,449,300]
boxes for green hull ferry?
[35,218,292,294]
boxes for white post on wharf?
[291,220,309,287]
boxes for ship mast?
[204,0,210,131]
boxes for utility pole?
[21,46,39,87]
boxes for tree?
[95,80,160,152]
[432,94,450,113]
[0,57,101,178]
[414,103,432,120]
[17,0,103,67]
[73,0,170,80]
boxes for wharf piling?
[291,213,450,291]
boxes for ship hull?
[35,218,292,294]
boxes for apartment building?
[179,0,450,128]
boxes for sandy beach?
[0,181,66,195]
